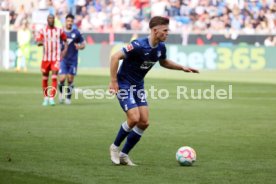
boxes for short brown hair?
[149,16,169,29]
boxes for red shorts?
[41,61,60,73]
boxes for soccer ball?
[176,146,196,166]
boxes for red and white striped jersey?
[37,26,67,62]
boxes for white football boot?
[109,144,120,165]
[119,154,137,166]
[65,98,71,105]
[59,93,64,104]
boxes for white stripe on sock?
[133,126,144,136]
[122,121,132,132]
[119,152,128,157]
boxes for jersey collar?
[147,36,158,48]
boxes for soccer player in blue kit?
[109,16,199,166]
[58,14,85,104]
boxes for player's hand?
[61,50,67,58]
[75,43,80,50]
[36,36,43,46]
[109,80,119,95]
[54,61,60,69]
[37,41,43,46]
[182,67,199,73]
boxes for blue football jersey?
[118,37,167,84]
[62,28,84,64]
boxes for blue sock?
[121,126,143,155]
[114,121,132,147]
[58,81,65,93]
[67,82,74,100]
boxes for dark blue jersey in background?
[118,37,167,84]
[62,28,84,64]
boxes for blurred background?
[1,0,276,72]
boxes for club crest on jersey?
[140,61,156,69]
[71,33,76,38]
[133,41,140,46]
[126,44,134,52]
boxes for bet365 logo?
[169,46,266,70]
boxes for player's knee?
[137,122,149,130]
[59,78,65,83]
[140,118,148,125]
[42,72,49,76]
[52,70,58,75]
[68,80,74,85]
[59,79,65,84]
[138,119,149,130]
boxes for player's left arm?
[36,29,44,47]
[158,44,199,73]
[159,59,199,73]
[74,42,85,50]
[75,31,85,50]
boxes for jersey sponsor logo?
[126,44,134,52]
[140,61,156,69]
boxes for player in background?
[36,14,68,106]
[109,16,199,166]
[16,19,31,72]
[58,14,85,104]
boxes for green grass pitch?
[0,70,276,184]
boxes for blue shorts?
[117,79,148,112]
[59,61,77,76]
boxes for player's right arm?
[75,30,85,50]
[109,50,125,94]
[109,41,139,94]
[36,29,44,47]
